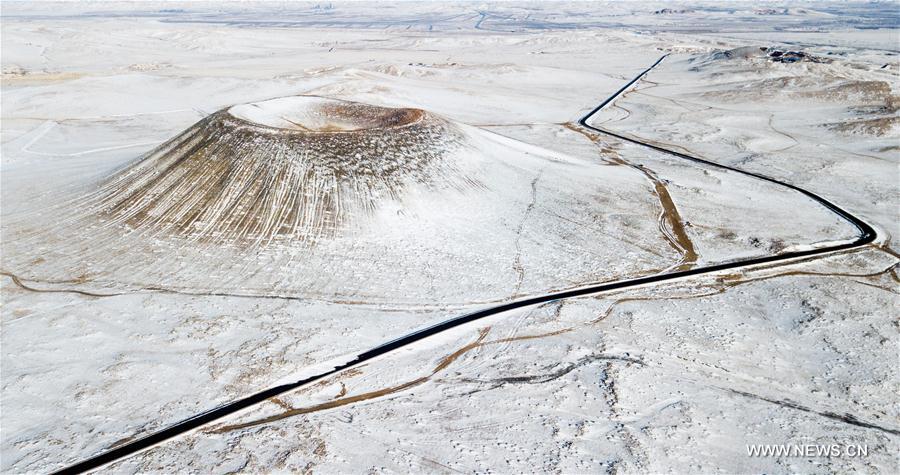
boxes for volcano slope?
[3,95,682,305]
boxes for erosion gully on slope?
[52,55,883,474]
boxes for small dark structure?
[763,47,829,64]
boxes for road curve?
[53,55,878,474]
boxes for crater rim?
[225,95,426,134]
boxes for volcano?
[2,96,670,303]
[89,96,473,245]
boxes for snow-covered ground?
[1,2,897,473]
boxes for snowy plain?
[1,1,898,473]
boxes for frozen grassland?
[1,1,898,473]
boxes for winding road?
[53,55,879,474]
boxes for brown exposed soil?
[318,103,425,131]
[563,123,697,270]
[210,326,576,433]
[827,115,898,137]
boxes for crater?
[228,96,424,132]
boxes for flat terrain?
[1,2,898,473]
